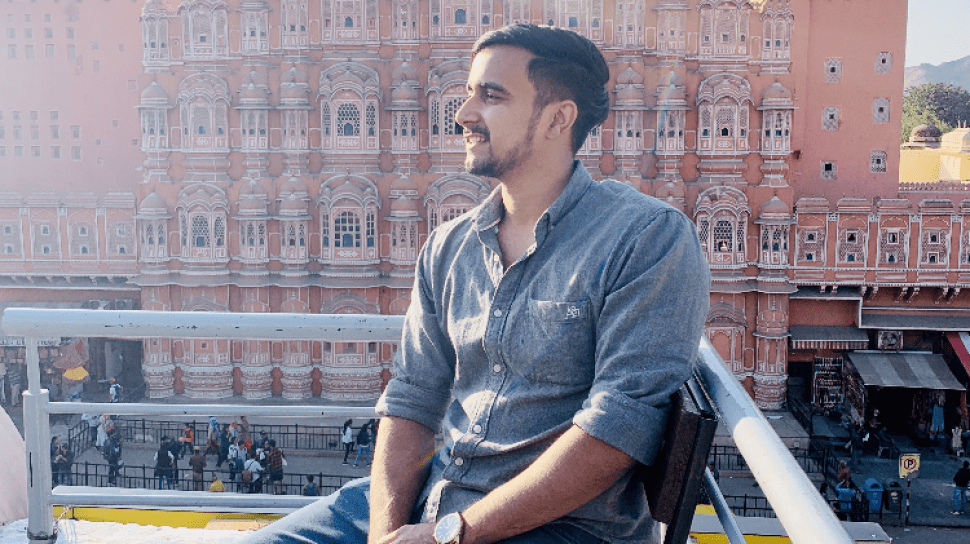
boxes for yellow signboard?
[899,453,920,478]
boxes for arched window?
[337,103,360,136]
[568,16,578,27]
[345,17,354,27]
[334,211,361,248]
[455,9,466,24]
[192,216,209,247]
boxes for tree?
[902,83,970,143]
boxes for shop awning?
[945,331,970,380]
[860,313,970,331]
[847,351,965,390]
[789,325,869,350]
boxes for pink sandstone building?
[1,0,967,435]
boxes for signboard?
[899,453,920,479]
[812,357,843,409]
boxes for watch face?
[434,513,462,544]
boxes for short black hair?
[472,24,610,154]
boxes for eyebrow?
[467,81,509,95]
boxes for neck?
[499,153,574,228]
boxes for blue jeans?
[353,445,371,466]
[238,477,607,544]
[954,485,968,512]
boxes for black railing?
[787,392,814,436]
[708,445,825,476]
[107,419,355,454]
[52,461,359,497]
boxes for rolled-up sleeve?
[573,209,710,466]
[376,233,457,432]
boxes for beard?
[463,110,539,179]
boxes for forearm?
[368,416,436,544]
[461,425,636,544]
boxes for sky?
[905,0,970,67]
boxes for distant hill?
[905,56,970,91]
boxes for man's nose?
[455,97,476,131]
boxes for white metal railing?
[2,308,854,544]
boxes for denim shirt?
[376,162,710,543]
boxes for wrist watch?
[433,512,464,544]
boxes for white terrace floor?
[0,518,252,544]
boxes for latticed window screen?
[321,211,330,246]
[108,221,134,255]
[697,220,710,250]
[839,230,865,263]
[824,59,842,83]
[700,107,712,135]
[798,229,825,263]
[442,206,468,223]
[875,52,892,74]
[71,221,95,256]
[366,104,376,136]
[880,229,906,264]
[821,161,836,180]
[921,229,948,264]
[366,212,376,247]
[323,103,332,136]
[334,211,361,248]
[299,224,306,246]
[258,223,265,245]
[715,106,734,137]
[192,104,211,135]
[430,99,440,135]
[822,107,839,131]
[873,99,890,124]
[443,97,465,135]
[870,151,887,173]
[192,216,209,247]
[735,222,745,252]
[214,216,225,246]
[287,225,297,245]
[337,103,360,136]
[713,220,733,252]
[180,216,187,248]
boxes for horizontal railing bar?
[695,337,854,544]
[45,401,376,418]
[1,308,405,342]
[51,485,318,510]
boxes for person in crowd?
[849,423,864,472]
[353,420,374,468]
[228,419,239,442]
[243,453,263,494]
[209,472,225,493]
[265,439,286,495]
[165,432,182,489]
[208,416,219,443]
[108,376,122,403]
[239,23,708,544]
[238,415,252,452]
[178,423,194,460]
[303,475,320,497]
[50,437,66,486]
[341,419,354,465]
[257,430,271,453]
[953,459,970,514]
[103,430,122,487]
[837,459,850,486]
[188,446,206,492]
[154,436,175,490]
[216,424,231,468]
[228,436,242,483]
[81,412,99,445]
[95,413,112,450]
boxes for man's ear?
[544,100,578,142]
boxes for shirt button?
[493,309,503,317]
[473,424,483,434]
[493,254,500,262]
[493,364,502,373]
[454,457,464,466]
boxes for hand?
[376,522,436,544]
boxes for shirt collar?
[473,160,593,233]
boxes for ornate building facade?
[9,0,970,421]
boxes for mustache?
[462,125,489,139]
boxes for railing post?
[24,338,55,542]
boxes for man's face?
[457,46,542,180]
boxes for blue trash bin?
[864,477,883,513]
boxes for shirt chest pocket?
[515,299,595,385]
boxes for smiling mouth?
[463,132,487,145]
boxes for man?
[243,454,264,494]
[188,446,206,492]
[103,431,122,487]
[154,436,175,490]
[265,439,286,495]
[108,377,122,403]
[953,460,970,514]
[241,24,708,544]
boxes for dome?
[238,196,268,214]
[655,181,684,200]
[279,193,308,214]
[759,196,790,219]
[282,66,308,85]
[140,81,170,106]
[762,81,792,101]
[390,175,418,193]
[391,82,420,103]
[614,68,644,104]
[910,123,942,142]
[238,82,269,105]
[616,66,643,86]
[279,175,308,197]
[391,61,419,84]
[390,197,419,214]
[138,191,168,214]
[657,71,685,89]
